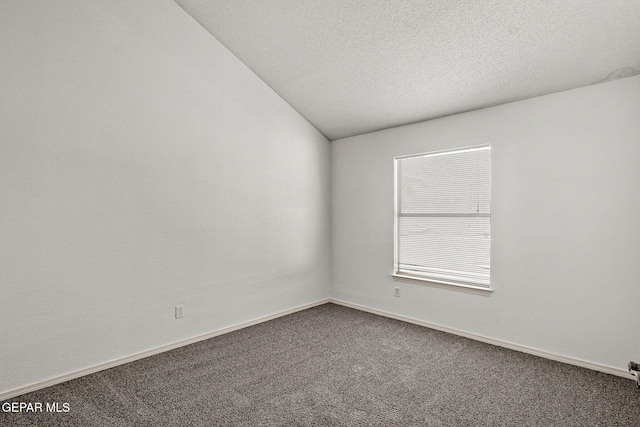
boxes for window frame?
[392,144,492,293]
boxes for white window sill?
[391,273,493,296]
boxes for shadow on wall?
[595,67,639,84]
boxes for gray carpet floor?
[2,303,639,426]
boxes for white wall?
[0,0,330,395]
[331,76,640,372]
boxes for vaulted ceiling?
[174,0,640,140]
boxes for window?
[393,145,491,290]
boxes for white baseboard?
[3,296,633,401]
[0,298,330,401]
[330,298,635,380]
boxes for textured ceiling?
[174,0,640,140]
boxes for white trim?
[3,296,634,401]
[330,298,636,380]
[391,273,493,295]
[0,298,330,401]
[393,157,399,272]
[394,144,491,160]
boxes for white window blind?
[394,145,491,289]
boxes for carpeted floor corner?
[2,303,639,426]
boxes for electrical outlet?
[394,286,400,297]
[175,305,184,319]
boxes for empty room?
[1,0,639,425]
